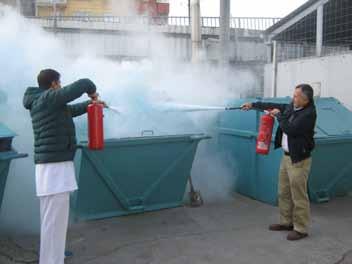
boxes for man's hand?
[92,99,107,108]
[268,108,281,117]
[88,92,99,101]
[241,102,253,111]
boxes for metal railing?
[27,16,281,31]
[275,41,352,62]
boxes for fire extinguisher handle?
[141,130,154,137]
[252,107,273,114]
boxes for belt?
[284,152,290,156]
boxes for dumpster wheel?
[188,176,203,207]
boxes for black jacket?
[252,101,317,164]
[23,79,96,164]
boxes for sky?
[169,0,309,18]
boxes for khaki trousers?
[278,155,312,234]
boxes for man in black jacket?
[242,84,317,241]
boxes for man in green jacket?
[23,69,101,264]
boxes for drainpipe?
[271,40,278,98]
[53,0,58,34]
[188,0,191,21]
[15,0,21,14]
[191,0,201,63]
[220,0,230,65]
[316,4,324,57]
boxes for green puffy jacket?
[23,79,96,164]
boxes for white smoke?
[0,6,260,235]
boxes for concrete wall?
[264,52,352,109]
[26,17,268,63]
[55,31,191,60]
[0,0,35,15]
[53,30,269,63]
[205,38,267,62]
[0,0,16,7]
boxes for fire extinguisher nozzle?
[225,107,242,111]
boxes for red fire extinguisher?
[87,102,104,150]
[256,112,275,155]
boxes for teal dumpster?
[0,123,27,210]
[71,134,209,220]
[218,97,352,205]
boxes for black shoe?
[287,231,308,241]
[269,224,294,231]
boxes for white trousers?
[39,192,70,264]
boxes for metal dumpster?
[71,134,209,220]
[218,97,352,205]
[0,123,27,210]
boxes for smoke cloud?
[0,5,260,235]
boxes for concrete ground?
[1,194,352,264]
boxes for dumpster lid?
[0,123,16,139]
[315,98,352,138]
[79,133,211,148]
[0,150,28,161]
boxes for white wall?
[264,52,352,109]
[53,30,267,62]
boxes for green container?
[0,123,27,210]
[71,134,209,220]
[218,97,352,205]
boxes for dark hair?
[296,84,314,103]
[37,69,60,89]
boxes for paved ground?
[1,194,352,264]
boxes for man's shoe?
[269,224,294,231]
[287,231,308,241]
